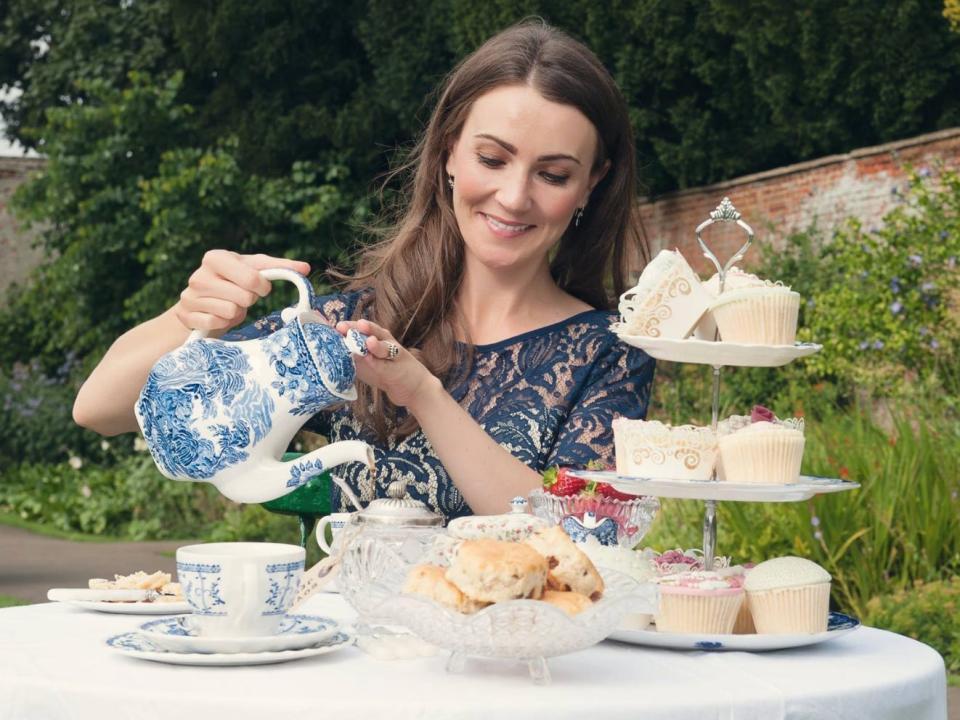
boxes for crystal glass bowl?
[527,490,660,547]
[341,534,658,683]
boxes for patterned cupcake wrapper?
[747,582,831,634]
[656,591,743,634]
[732,594,756,634]
[711,291,800,345]
[718,432,805,485]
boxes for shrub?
[0,454,224,539]
[865,577,960,675]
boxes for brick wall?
[0,156,46,304]
[639,127,960,275]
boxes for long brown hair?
[336,19,648,438]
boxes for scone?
[540,589,593,616]
[444,539,547,603]
[403,564,488,614]
[524,526,605,600]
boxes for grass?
[0,594,28,608]
[0,512,122,542]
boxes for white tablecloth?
[0,594,947,720]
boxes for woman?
[73,20,655,519]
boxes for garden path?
[0,524,183,603]
[0,523,955,717]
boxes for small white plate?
[64,600,192,615]
[616,334,821,367]
[139,614,339,654]
[608,612,860,651]
[106,630,353,666]
[569,471,860,503]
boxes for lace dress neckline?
[464,308,608,351]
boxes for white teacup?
[316,512,353,555]
[176,542,305,637]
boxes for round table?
[0,594,946,720]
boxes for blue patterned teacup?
[176,542,305,637]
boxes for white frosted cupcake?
[655,571,744,634]
[718,407,805,485]
[744,557,831,634]
[694,267,771,340]
[614,418,717,481]
[708,285,801,345]
[615,249,712,339]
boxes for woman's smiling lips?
[480,212,535,238]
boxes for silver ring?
[385,341,400,360]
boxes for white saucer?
[608,612,860,651]
[139,613,339,654]
[106,630,353,666]
[616,334,821,367]
[66,600,192,615]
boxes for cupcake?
[615,249,712,339]
[744,557,831,634]
[718,406,805,485]
[708,285,801,345]
[655,571,744,634]
[613,418,717,481]
[694,267,771,340]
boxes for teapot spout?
[216,440,375,504]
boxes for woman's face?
[445,84,607,277]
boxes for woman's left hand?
[335,319,439,409]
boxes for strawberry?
[593,482,640,501]
[541,466,586,497]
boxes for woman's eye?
[477,154,503,168]
[541,171,569,186]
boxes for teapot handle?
[185,268,315,343]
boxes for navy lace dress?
[225,290,655,519]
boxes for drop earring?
[447,175,455,189]
[574,207,585,227]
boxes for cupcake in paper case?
[708,285,801,345]
[694,266,772,341]
[615,249,712,339]
[717,406,805,485]
[613,418,717,481]
[654,571,744,634]
[744,557,831,634]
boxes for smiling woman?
[73,19,655,520]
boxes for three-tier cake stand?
[569,198,860,648]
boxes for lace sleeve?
[545,340,655,469]
[220,290,364,342]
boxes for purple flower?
[930,339,940,349]
[940,230,950,240]
[921,282,935,292]
[890,301,903,316]
[873,340,885,350]
[918,167,932,178]
[814,530,824,541]
[919,327,929,337]
[859,340,870,350]
[890,185,900,195]
[811,516,821,527]
[890,277,901,294]
[908,254,923,267]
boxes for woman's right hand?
[174,250,312,333]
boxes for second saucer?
[139,613,339,654]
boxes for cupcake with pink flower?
[654,571,745,634]
[718,405,805,485]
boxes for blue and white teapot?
[135,268,374,503]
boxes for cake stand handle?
[696,197,755,294]
[703,500,718,571]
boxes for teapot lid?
[354,479,444,527]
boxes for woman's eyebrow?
[474,133,581,165]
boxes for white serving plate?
[608,611,860,651]
[64,600,192,615]
[616,334,821,367]
[105,630,353,666]
[569,471,860,503]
